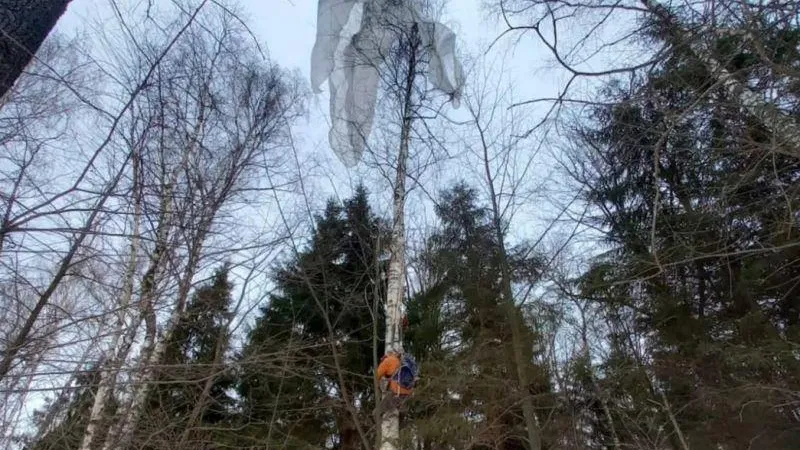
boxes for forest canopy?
[0,0,798,449]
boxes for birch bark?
[100,113,206,450]
[379,22,419,450]
[78,151,143,450]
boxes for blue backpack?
[392,353,419,391]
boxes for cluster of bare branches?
[0,1,305,448]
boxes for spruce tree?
[571,8,800,447]
[133,265,235,450]
[405,183,550,450]
[236,185,387,449]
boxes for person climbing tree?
[375,350,419,421]
[376,351,418,397]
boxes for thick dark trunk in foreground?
[0,0,72,101]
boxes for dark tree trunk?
[0,0,72,101]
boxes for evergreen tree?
[236,185,388,450]
[570,6,800,448]
[133,265,236,450]
[405,183,550,450]
[26,364,116,450]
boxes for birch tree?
[311,2,463,448]
[0,0,214,390]
[91,6,303,450]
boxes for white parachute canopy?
[311,0,465,167]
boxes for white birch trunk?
[99,183,174,450]
[101,114,204,450]
[380,163,405,450]
[103,330,164,450]
[379,23,418,450]
[78,153,142,450]
[79,343,122,450]
[383,163,407,356]
[106,236,206,450]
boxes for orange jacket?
[376,353,412,396]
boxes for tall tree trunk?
[380,23,419,450]
[494,227,543,450]
[0,0,207,384]
[475,105,543,450]
[0,0,72,103]
[98,183,174,450]
[78,152,143,450]
[101,117,205,450]
[102,246,197,450]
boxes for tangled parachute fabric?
[311,0,465,167]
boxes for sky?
[46,0,581,279]
[55,0,559,203]
[47,0,597,332]
[44,0,634,329]
[51,0,643,216]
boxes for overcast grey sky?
[48,0,634,278]
[50,0,583,292]
[51,0,624,268]
[50,0,646,228]
[55,0,558,189]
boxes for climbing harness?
[374,315,419,421]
